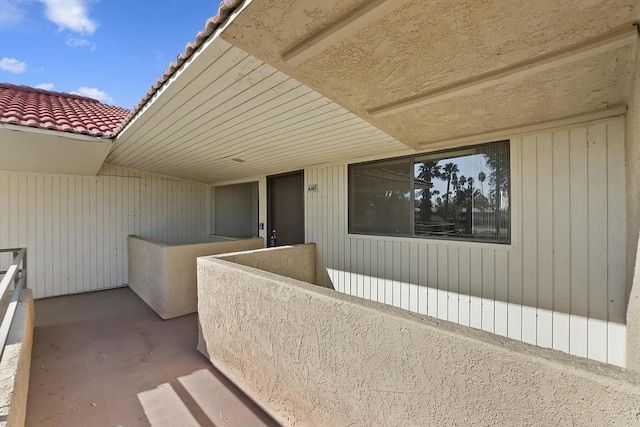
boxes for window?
[349,141,510,243]
[212,182,259,238]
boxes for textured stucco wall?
[128,236,264,319]
[197,258,640,426]
[0,289,34,427]
[215,244,317,285]
[127,236,168,317]
[627,39,640,372]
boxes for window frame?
[348,140,511,245]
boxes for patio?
[0,0,638,424]
[25,287,278,427]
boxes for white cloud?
[65,35,91,47]
[35,83,55,90]
[71,86,114,104]
[38,0,97,34]
[0,0,27,26]
[0,57,27,74]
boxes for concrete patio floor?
[26,287,279,427]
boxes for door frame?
[266,170,305,246]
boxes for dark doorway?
[267,171,305,246]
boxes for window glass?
[214,182,259,238]
[414,142,509,242]
[349,141,510,243]
[349,158,411,235]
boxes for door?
[267,171,305,246]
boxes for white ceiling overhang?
[0,124,113,176]
[108,34,409,184]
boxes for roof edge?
[115,0,245,135]
[0,122,117,142]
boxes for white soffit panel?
[0,126,112,176]
[108,40,409,184]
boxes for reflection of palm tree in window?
[417,161,441,222]
[484,148,509,237]
[441,162,460,221]
[478,171,486,228]
[451,175,479,235]
[478,171,486,197]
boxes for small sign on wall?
[307,184,318,192]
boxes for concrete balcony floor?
[26,287,279,427]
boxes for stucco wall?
[127,236,169,317]
[0,289,34,427]
[197,258,640,426]
[627,39,640,372]
[215,244,317,285]
[128,236,264,319]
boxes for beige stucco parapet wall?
[197,244,317,360]
[0,289,34,427]
[128,236,264,319]
[210,244,317,284]
[197,255,640,426]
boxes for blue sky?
[0,0,223,108]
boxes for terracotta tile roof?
[117,0,244,133]
[0,83,130,138]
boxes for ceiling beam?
[282,0,412,66]
[368,25,638,118]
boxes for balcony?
[26,287,278,426]
[0,243,638,426]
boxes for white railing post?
[0,248,27,360]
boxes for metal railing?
[0,248,26,360]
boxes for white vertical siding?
[0,164,208,299]
[306,119,627,366]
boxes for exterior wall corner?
[626,38,640,371]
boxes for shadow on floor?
[26,287,279,427]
